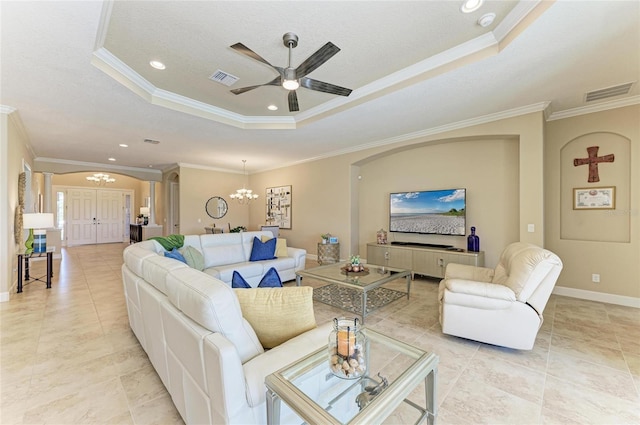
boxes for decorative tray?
[340,266,370,276]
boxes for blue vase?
[467,227,480,252]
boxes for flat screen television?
[389,188,466,236]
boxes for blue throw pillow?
[258,267,283,288]
[164,247,187,263]
[232,271,251,289]
[249,236,277,261]
[232,268,283,289]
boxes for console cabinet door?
[412,250,445,278]
[366,245,412,269]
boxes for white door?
[97,190,123,243]
[170,182,180,234]
[67,189,97,246]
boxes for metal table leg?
[266,388,281,425]
[17,254,23,293]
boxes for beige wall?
[545,105,639,299]
[248,112,545,270]
[178,166,249,235]
[2,111,35,298]
[358,137,520,267]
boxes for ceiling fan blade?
[294,42,340,79]
[230,76,282,95]
[230,43,284,77]
[288,90,299,112]
[300,77,352,96]
[231,42,273,67]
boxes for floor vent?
[143,138,160,145]
[585,82,634,102]
[209,70,239,87]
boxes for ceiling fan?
[230,32,352,112]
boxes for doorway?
[61,188,132,246]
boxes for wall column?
[149,181,156,225]
[43,172,53,213]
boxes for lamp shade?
[23,213,54,230]
[139,207,150,216]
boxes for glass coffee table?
[265,328,438,425]
[296,262,411,323]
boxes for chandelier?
[86,173,116,185]
[230,160,259,204]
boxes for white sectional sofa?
[121,231,331,424]
[187,231,306,286]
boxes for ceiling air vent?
[209,70,239,87]
[585,82,634,102]
[143,138,160,145]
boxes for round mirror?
[205,196,228,219]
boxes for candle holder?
[328,317,366,379]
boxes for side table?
[17,247,54,293]
[317,242,340,264]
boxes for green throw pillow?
[179,245,205,271]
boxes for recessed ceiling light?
[108,157,116,161]
[119,143,128,148]
[478,12,496,27]
[148,165,153,168]
[461,0,483,13]
[267,105,278,111]
[149,60,166,70]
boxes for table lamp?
[23,213,54,253]
[139,207,150,225]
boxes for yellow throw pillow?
[261,235,288,257]
[234,287,316,349]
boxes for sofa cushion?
[164,267,264,363]
[213,262,264,286]
[234,286,316,349]
[261,236,288,257]
[249,237,276,261]
[242,321,332,407]
[165,247,187,263]
[179,245,205,271]
[200,233,246,267]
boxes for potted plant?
[350,255,361,272]
[229,226,247,233]
[321,233,331,244]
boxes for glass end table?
[265,328,438,425]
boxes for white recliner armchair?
[438,242,563,350]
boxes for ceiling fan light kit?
[230,32,352,112]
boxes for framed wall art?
[573,186,615,210]
[266,185,292,229]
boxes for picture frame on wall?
[573,186,615,210]
[266,185,292,229]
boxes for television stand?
[367,242,484,279]
[390,241,453,249]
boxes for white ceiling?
[1,1,638,174]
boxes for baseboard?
[553,286,640,308]
[0,291,9,302]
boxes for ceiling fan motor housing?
[282,32,299,48]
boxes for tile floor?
[1,243,639,424]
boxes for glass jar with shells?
[328,317,367,379]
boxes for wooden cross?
[573,146,614,183]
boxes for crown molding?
[546,96,640,121]
[1,105,35,157]
[176,162,241,174]
[93,2,540,130]
[257,102,550,173]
